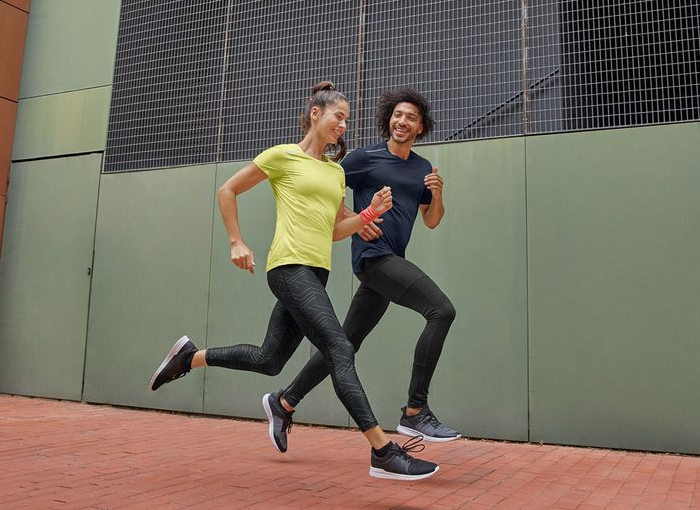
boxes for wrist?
[360,205,379,225]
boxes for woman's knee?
[323,339,356,368]
[259,357,285,376]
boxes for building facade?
[1,0,699,454]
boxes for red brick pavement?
[1,394,699,509]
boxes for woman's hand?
[230,240,255,274]
[370,186,393,215]
[358,218,383,241]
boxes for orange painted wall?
[0,0,30,258]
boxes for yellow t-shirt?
[254,144,345,272]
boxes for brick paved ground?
[1,394,699,509]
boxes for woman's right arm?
[218,163,268,274]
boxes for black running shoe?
[149,336,198,391]
[397,406,461,442]
[262,391,294,453]
[369,436,439,481]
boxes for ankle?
[190,350,207,368]
[405,406,423,417]
[280,396,295,413]
[372,441,392,456]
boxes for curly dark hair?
[375,87,434,141]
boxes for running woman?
[149,82,439,481]
[264,87,460,453]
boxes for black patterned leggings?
[205,264,379,432]
[282,255,456,409]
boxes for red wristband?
[360,205,379,225]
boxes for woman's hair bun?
[312,81,335,94]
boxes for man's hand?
[424,167,443,198]
[370,186,393,214]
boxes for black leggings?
[205,264,378,432]
[283,255,456,409]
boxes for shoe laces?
[419,408,443,429]
[398,435,425,458]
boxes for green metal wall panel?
[18,0,121,98]
[83,166,217,413]
[346,139,529,440]
[203,163,353,427]
[0,154,101,399]
[11,86,112,160]
[527,122,700,453]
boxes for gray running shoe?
[369,436,439,481]
[149,336,198,391]
[262,391,294,453]
[396,405,461,442]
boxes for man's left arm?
[420,167,445,229]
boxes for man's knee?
[429,298,456,324]
[442,300,456,323]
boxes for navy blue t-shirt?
[342,141,433,274]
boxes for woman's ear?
[310,105,320,122]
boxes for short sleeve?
[333,161,347,198]
[420,186,433,205]
[341,148,369,189]
[253,145,284,180]
[419,162,433,204]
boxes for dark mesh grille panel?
[528,0,565,133]
[104,1,227,172]
[104,1,700,172]
[359,2,523,145]
[557,1,700,131]
[220,1,359,162]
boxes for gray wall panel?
[18,0,121,98]
[12,87,112,160]
[527,123,700,453]
[83,165,217,413]
[0,154,101,399]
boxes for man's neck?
[387,139,413,160]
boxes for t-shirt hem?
[267,259,332,272]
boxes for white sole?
[149,335,191,390]
[396,425,461,443]
[262,393,283,453]
[369,465,439,481]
